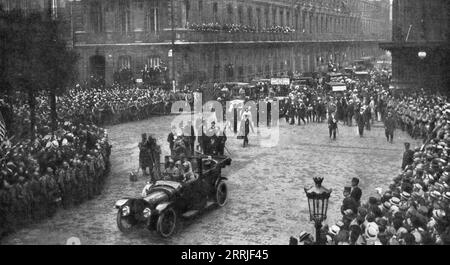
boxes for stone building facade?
[1,0,391,87]
[380,0,450,92]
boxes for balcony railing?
[74,29,389,45]
[75,31,161,44]
[161,29,388,43]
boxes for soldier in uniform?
[42,167,61,217]
[167,129,175,155]
[289,102,296,125]
[217,126,227,156]
[298,100,307,125]
[30,170,44,220]
[61,162,73,208]
[21,176,34,224]
[84,157,95,199]
[56,165,67,208]
[0,179,14,234]
[138,133,153,178]
[364,104,371,131]
[384,111,396,143]
[356,108,366,137]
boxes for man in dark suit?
[350,177,362,206]
[341,187,358,216]
[402,142,414,170]
[328,112,338,140]
[356,109,365,137]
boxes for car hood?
[143,190,169,205]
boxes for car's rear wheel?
[157,207,177,238]
[215,180,228,207]
[116,209,134,233]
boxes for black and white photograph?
[0,0,449,254]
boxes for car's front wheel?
[215,180,228,207]
[116,209,135,233]
[157,207,177,238]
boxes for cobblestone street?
[1,115,422,245]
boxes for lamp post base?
[315,221,323,245]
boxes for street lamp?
[418,51,427,60]
[304,177,332,245]
[417,51,427,89]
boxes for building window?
[146,2,159,33]
[320,16,324,33]
[213,65,220,80]
[272,7,277,26]
[227,3,233,24]
[213,2,218,22]
[286,11,290,27]
[105,1,114,12]
[135,0,143,9]
[119,0,131,34]
[89,1,103,33]
[247,7,253,27]
[238,5,243,25]
[118,55,132,70]
[147,56,161,68]
[198,0,203,22]
[185,0,190,23]
[238,66,244,81]
[256,8,261,30]
[264,8,269,28]
[225,64,234,80]
[279,10,284,26]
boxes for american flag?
[0,110,6,141]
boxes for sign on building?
[270,78,290,85]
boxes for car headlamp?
[121,206,130,216]
[143,208,152,218]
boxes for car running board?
[181,201,216,218]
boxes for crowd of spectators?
[187,22,295,33]
[0,94,111,237]
[292,81,450,245]
[0,83,196,238]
